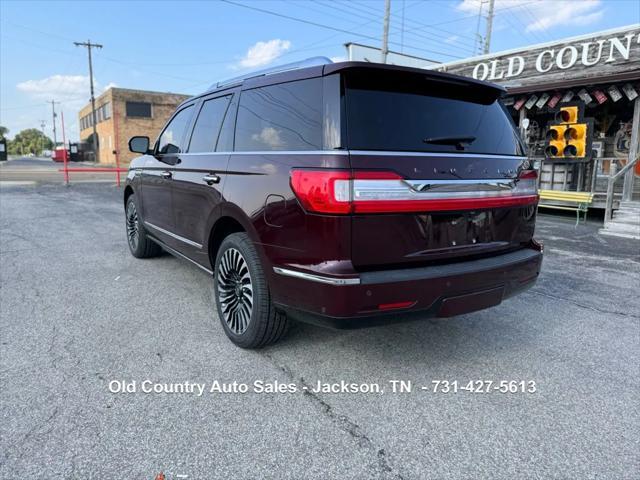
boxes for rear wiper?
[423,135,477,151]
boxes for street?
[1,160,638,479]
[0,156,123,185]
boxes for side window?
[157,106,193,155]
[188,95,232,153]
[216,94,238,152]
[235,78,322,151]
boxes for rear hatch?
[342,68,537,271]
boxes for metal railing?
[604,156,639,223]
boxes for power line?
[522,4,551,42]
[473,0,484,55]
[312,0,476,54]
[312,0,476,53]
[348,0,478,42]
[402,0,539,33]
[291,0,379,33]
[1,20,77,43]
[1,102,51,111]
[220,0,463,59]
[0,96,87,112]
[220,0,382,42]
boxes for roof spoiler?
[324,61,506,93]
[213,56,333,89]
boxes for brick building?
[78,87,190,165]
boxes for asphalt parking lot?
[1,161,639,479]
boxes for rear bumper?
[271,246,542,328]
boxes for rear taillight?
[290,169,539,214]
[289,169,351,214]
[515,169,538,195]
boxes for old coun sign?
[437,25,640,91]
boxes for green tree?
[7,128,53,155]
[0,126,8,140]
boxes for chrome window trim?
[176,150,524,159]
[144,221,202,249]
[178,150,349,156]
[273,267,360,285]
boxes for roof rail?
[212,56,333,89]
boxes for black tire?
[125,194,162,259]
[214,232,289,348]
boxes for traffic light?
[545,125,566,158]
[564,123,588,157]
[556,106,578,124]
[544,105,591,160]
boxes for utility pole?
[74,39,103,162]
[381,0,391,64]
[48,100,59,148]
[40,120,46,155]
[484,0,495,54]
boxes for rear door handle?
[202,174,221,185]
[161,171,172,179]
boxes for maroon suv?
[125,58,542,348]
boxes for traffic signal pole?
[74,39,103,163]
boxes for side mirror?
[129,136,150,154]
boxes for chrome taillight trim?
[349,178,537,202]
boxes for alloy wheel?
[217,248,253,334]
[126,201,139,251]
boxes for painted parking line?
[0,181,37,187]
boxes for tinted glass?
[217,94,237,152]
[157,106,193,155]
[323,74,343,150]
[126,101,151,118]
[188,96,231,153]
[345,70,524,155]
[235,78,322,151]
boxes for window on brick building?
[126,101,152,118]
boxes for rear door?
[171,91,237,267]
[342,68,536,270]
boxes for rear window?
[344,70,524,156]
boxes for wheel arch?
[124,185,134,210]
[207,215,248,270]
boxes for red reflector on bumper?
[378,301,415,311]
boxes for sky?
[1,0,639,141]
